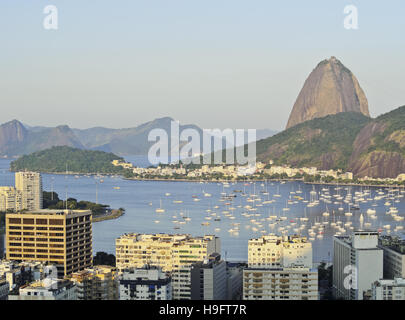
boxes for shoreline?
[92,209,125,223]
[7,169,405,189]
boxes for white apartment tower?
[243,235,318,300]
[15,172,43,211]
[333,230,383,300]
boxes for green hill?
[255,112,371,170]
[348,105,405,178]
[10,146,131,175]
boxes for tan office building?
[6,209,93,278]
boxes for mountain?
[0,120,83,157]
[252,105,405,179]
[256,112,371,170]
[72,117,203,156]
[348,106,405,178]
[286,56,370,129]
[0,120,28,155]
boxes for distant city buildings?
[6,209,93,278]
[0,172,42,212]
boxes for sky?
[1,0,405,131]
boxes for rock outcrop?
[286,57,370,129]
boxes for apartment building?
[244,235,317,300]
[69,265,118,300]
[248,235,312,268]
[243,267,318,300]
[190,253,227,300]
[0,187,22,212]
[116,233,220,299]
[333,230,383,300]
[378,235,405,279]
[15,172,43,211]
[119,266,172,300]
[6,209,93,278]
[8,279,77,300]
[372,278,405,300]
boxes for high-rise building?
[69,265,118,300]
[333,230,383,300]
[15,172,43,211]
[243,235,317,300]
[115,233,220,300]
[372,278,405,300]
[119,266,172,300]
[378,235,405,279]
[190,253,227,300]
[5,209,93,278]
[0,187,22,212]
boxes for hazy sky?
[1,0,404,130]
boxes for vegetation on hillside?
[366,105,405,156]
[255,112,371,169]
[10,146,133,175]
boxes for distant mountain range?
[0,117,276,158]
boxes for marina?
[1,158,405,263]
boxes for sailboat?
[155,199,165,213]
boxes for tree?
[93,252,116,267]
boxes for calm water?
[1,158,405,263]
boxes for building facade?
[69,265,118,300]
[119,266,172,300]
[6,209,93,278]
[116,233,220,300]
[15,172,43,211]
[8,279,77,300]
[243,267,318,300]
[372,278,405,300]
[0,187,22,213]
[248,235,312,268]
[190,253,227,300]
[333,230,383,300]
[378,235,405,279]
